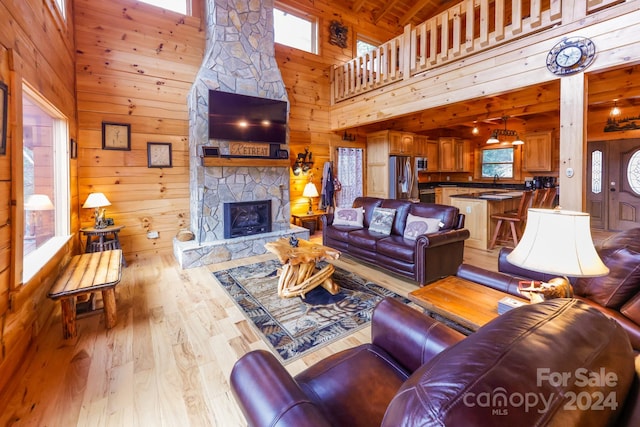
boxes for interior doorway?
[587,139,640,231]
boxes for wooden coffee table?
[264,238,340,299]
[408,276,527,333]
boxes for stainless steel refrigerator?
[389,156,417,199]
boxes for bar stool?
[532,187,557,208]
[489,190,533,249]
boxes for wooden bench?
[48,250,122,339]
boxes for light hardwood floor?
[0,230,612,426]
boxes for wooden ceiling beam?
[399,0,434,26]
[373,0,401,24]
[352,0,367,13]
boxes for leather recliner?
[230,297,640,426]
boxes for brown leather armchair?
[230,297,640,426]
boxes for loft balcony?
[331,0,626,106]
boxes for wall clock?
[546,37,596,76]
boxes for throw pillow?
[369,207,396,235]
[403,213,442,240]
[573,246,640,309]
[332,207,364,227]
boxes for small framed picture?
[147,142,172,168]
[70,138,77,159]
[0,81,7,155]
[102,122,131,151]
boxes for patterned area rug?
[213,259,408,363]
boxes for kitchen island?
[449,191,523,250]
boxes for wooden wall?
[277,0,397,214]
[74,0,204,262]
[0,0,77,398]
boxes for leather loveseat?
[457,227,640,350]
[321,197,470,285]
[230,297,640,426]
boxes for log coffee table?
[264,238,340,299]
[408,275,527,333]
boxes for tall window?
[274,7,318,54]
[139,0,186,14]
[23,86,69,281]
[481,147,514,178]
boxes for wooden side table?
[291,212,324,234]
[408,276,528,333]
[80,225,126,266]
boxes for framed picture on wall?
[0,81,7,155]
[102,122,131,150]
[147,142,172,168]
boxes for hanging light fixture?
[472,121,479,135]
[610,100,621,117]
[486,116,524,145]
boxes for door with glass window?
[588,139,640,231]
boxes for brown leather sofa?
[230,297,640,426]
[321,197,470,285]
[457,227,640,350]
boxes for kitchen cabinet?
[523,131,552,172]
[389,131,413,155]
[366,131,390,198]
[438,137,472,172]
[415,135,439,171]
[449,194,522,250]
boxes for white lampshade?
[507,208,609,278]
[302,182,319,198]
[24,194,54,211]
[82,192,111,209]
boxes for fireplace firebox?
[223,200,272,239]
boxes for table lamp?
[302,182,319,215]
[24,194,54,237]
[83,192,111,229]
[507,208,609,302]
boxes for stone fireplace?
[173,0,308,269]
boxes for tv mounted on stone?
[208,91,288,145]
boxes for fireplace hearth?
[224,200,272,239]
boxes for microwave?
[415,157,427,171]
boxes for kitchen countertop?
[418,181,526,190]
[451,191,524,200]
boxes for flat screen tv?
[208,91,288,144]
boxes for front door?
[588,139,640,231]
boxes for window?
[139,0,186,14]
[481,148,514,178]
[22,85,69,282]
[356,38,378,57]
[54,0,66,19]
[274,7,318,54]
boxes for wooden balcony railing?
[331,0,625,103]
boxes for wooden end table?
[408,276,528,333]
[80,225,127,266]
[264,238,340,299]
[48,250,123,339]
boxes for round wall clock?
[546,37,596,76]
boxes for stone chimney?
[177,0,305,268]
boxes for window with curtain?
[336,147,363,207]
